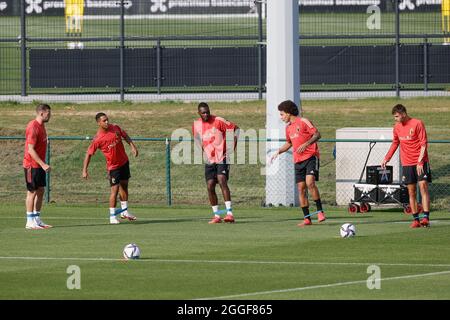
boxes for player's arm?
[192,124,204,152]
[28,143,50,172]
[382,129,399,168]
[124,134,138,157]
[416,145,427,175]
[220,119,239,153]
[225,126,240,153]
[416,121,428,175]
[82,140,97,179]
[234,126,240,151]
[297,130,321,154]
[271,141,292,163]
[82,152,92,179]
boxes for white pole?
[265,0,300,207]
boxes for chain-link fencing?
[1,137,449,210]
[1,0,450,100]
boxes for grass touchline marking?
[198,270,450,300]
[1,256,450,268]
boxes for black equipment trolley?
[347,142,418,214]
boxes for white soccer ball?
[123,243,140,260]
[340,223,356,238]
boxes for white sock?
[212,205,220,218]
[120,201,128,215]
[26,212,34,222]
[225,201,233,215]
[109,208,116,218]
[33,211,41,222]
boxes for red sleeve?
[225,121,237,131]
[117,125,127,139]
[26,124,38,145]
[87,139,98,156]
[384,127,399,162]
[215,117,237,132]
[301,118,318,136]
[416,120,428,147]
[285,126,291,144]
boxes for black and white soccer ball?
[340,223,356,238]
[123,243,141,260]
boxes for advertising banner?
[0,0,442,17]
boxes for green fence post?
[45,139,51,203]
[165,138,172,206]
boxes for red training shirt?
[23,119,48,168]
[192,115,238,164]
[87,124,129,171]
[285,117,320,163]
[384,118,429,166]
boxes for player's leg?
[33,187,44,212]
[205,164,222,223]
[418,180,430,226]
[109,184,120,224]
[207,179,219,205]
[406,182,421,228]
[119,180,136,221]
[117,162,136,221]
[25,190,42,229]
[419,162,432,227]
[295,162,311,227]
[108,168,122,224]
[297,181,312,227]
[207,179,222,223]
[305,156,325,222]
[32,168,52,227]
[217,163,234,223]
[24,167,46,229]
[33,186,52,228]
[403,165,421,228]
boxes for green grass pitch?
[1,203,450,300]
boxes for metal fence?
[1,136,449,211]
[1,0,450,100]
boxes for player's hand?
[296,144,307,154]
[270,151,279,164]
[82,171,89,180]
[132,147,138,157]
[381,159,388,169]
[42,163,51,173]
[417,163,424,176]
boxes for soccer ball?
[123,243,140,260]
[340,223,356,238]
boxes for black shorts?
[24,167,46,192]
[295,156,319,184]
[205,161,230,182]
[401,162,432,185]
[109,161,131,186]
